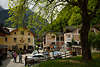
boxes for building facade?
[0,27,9,61]
[64,28,80,45]
[0,28,34,50]
[43,32,56,49]
[43,32,64,50]
[43,29,80,50]
[0,27,9,46]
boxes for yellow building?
[0,28,34,50]
[0,27,9,46]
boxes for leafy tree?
[8,0,29,28]
[88,32,100,50]
[27,12,48,36]
[94,32,100,50]
[48,5,81,32]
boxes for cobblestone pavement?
[1,55,27,67]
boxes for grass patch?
[33,53,100,67]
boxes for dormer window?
[21,31,24,35]
[28,32,30,35]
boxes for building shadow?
[0,58,11,67]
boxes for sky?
[0,0,8,9]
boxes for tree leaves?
[88,32,100,49]
[8,0,28,27]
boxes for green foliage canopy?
[88,32,100,49]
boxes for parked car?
[31,50,39,55]
[27,53,46,64]
[48,51,62,59]
[61,51,72,58]
[53,51,62,59]
[43,51,49,59]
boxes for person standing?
[19,53,22,63]
[11,51,14,58]
[13,51,17,63]
[25,56,27,66]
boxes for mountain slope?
[0,7,9,27]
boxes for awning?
[0,45,8,48]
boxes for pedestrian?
[19,53,22,63]
[11,51,14,58]
[13,51,17,63]
[0,56,2,65]
[25,56,27,66]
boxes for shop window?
[52,42,55,45]
[28,46,33,49]
[61,36,64,41]
[52,36,55,38]
[5,37,7,42]
[56,37,59,41]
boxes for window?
[28,38,30,42]
[56,37,59,41]
[61,36,64,41]
[43,36,46,44]
[52,42,55,45]
[28,32,30,35]
[52,36,55,38]
[14,38,16,42]
[28,46,33,49]
[33,55,44,57]
[20,31,24,35]
[12,45,18,50]
[14,32,16,34]
[5,37,7,42]
[67,34,71,38]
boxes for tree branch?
[66,0,78,6]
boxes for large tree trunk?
[80,0,92,61]
[80,22,92,60]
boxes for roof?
[7,28,16,32]
[0,27,10,36]
[72,45,81,48]
[90,28,99,33]
[65,26,77,32]
[93,24,100,31]
[0,27,35,36]
[9,27,35,36]
[43,31,64,37]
